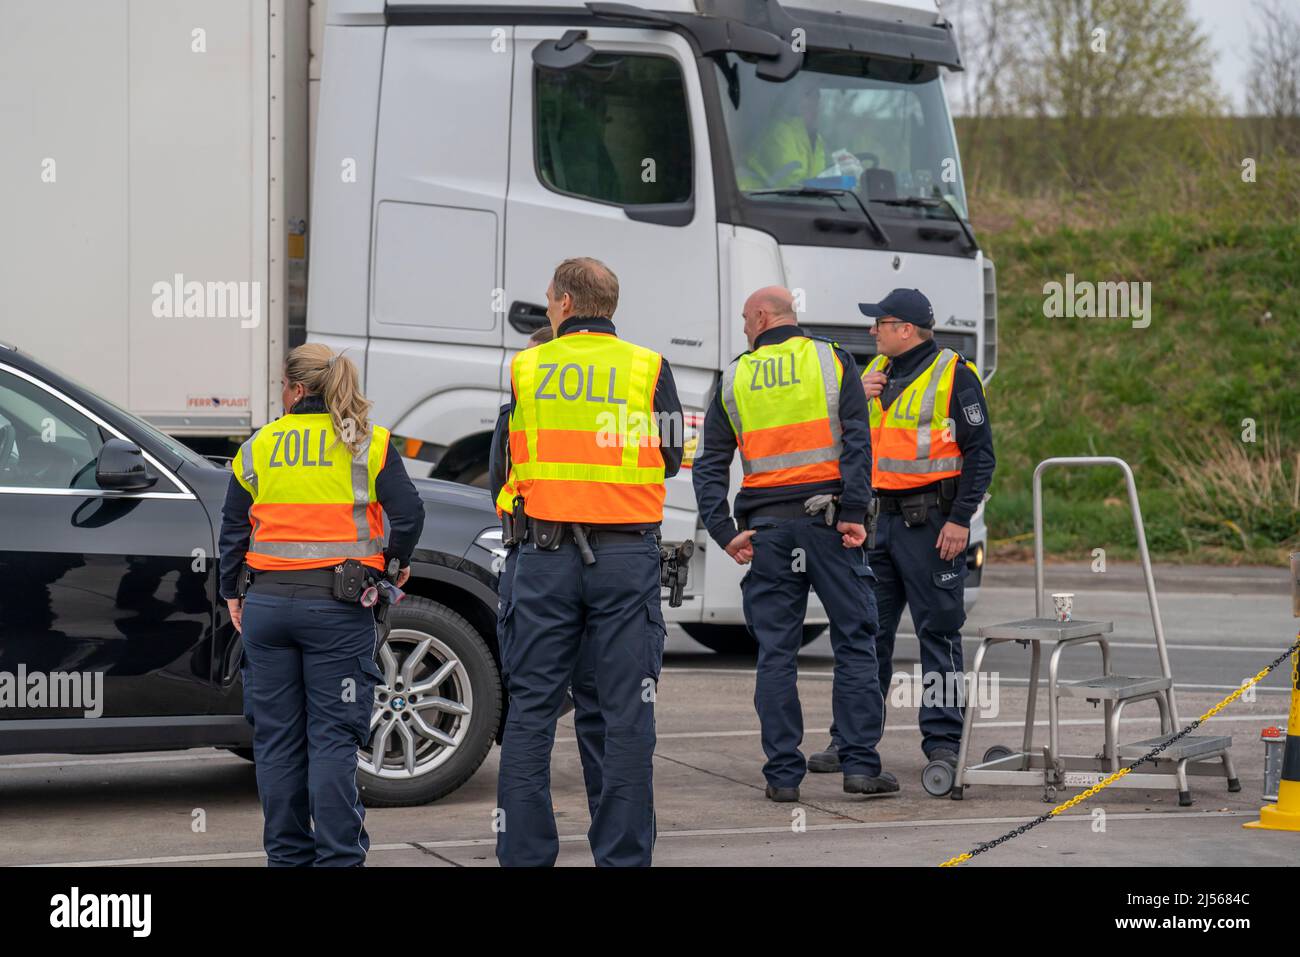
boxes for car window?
[0,370,105,490]
[534,53,692,207]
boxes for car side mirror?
[96,438,157,491]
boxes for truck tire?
[357,597,501,807]
[680,623,827,655]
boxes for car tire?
[680,622,827,654]
[357,596,501,808]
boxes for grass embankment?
[970,159,1300,564]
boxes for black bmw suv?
[0,342,505,806]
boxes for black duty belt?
[248,567,337,590]
[542,528,649,547]
[745,500,815,522]
[876,491,942,514]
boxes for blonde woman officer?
[219,344,424,866]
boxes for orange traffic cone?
[1245,646,1300,832]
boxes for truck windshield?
[714,51,968,220]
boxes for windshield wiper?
[749,187,890,246]
[873,196,978,252]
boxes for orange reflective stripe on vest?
[508,332,666,523]
[866,348,976,491]
[720,336,844,489]
[233,414,388,572]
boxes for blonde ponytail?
[284,343,373,457]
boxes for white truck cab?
[308,0,995,650]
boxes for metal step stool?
[950,457,1239,807]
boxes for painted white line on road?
[662,666,1294,693]
[21,843,418,868]
[18,810,1251,866]
[745,635,1293,654]
[559,712,1289,743]
[5,709,1285,771]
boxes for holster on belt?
[866,499,880,549]
[502,496,527,547]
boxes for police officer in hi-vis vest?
[219,344,424,866]
[809,288,994,777]
[488,324,606,823]
[693,286,894,803]
[496,257,683,867]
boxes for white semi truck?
[1,0,995,650]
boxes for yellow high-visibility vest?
[233,414,389,571]
[864,348,980,491]
[508,332,666,523]
[719,335,844,488]
[495,473,518,517]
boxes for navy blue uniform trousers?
[496,532,665,867]
[240,585,381,866]
[497,546,606,818]
[831,504,967,757]
[741,516,884,787]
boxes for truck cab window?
[717,51,968,219]
[534,53,692,207]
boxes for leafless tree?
[1246,0,1300,152]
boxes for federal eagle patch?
[962,403,984,426]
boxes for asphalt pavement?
[2,561,1297,867]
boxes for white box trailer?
[0,0,314,440]
[0,0,994,647]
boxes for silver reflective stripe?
[351,434,372,542]
[719,360,742,439]
[238,437,257,493]
[251,537,387,560]
[814,339,842,451]
[746,445,841,472]
[914,349,956,460]
[878,456,964,474]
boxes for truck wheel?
[357,597,501,807]
[680,623,826,654]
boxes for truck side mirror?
[532,30,595,71]
[96,438,157,492]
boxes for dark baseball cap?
[858,288,935,329]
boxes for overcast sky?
[1189,0,1261,112]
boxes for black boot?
[807,742,840,773]
[843,770,900,796]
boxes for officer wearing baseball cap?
[808,287,995,785]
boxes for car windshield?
[714,50,968,219]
